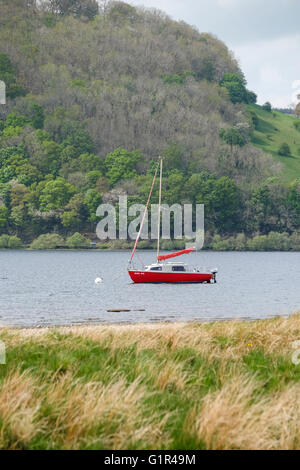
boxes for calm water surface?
[0,250,299,327]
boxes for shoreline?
[0,312,293,330]
[1,231,300,252]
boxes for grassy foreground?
[1,315,300,450]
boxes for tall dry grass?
[58,312,300,357]
[0,313,300,449]
[188,374,300,450]
[43,372,168,449]
[0,370,45,448]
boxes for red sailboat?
[128,158,217,284]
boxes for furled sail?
[157,247,195,262]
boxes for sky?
[129,0,300,108]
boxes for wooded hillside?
[0,0,299,245]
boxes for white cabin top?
[144,262,214,274]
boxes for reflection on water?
[0,250,299,327]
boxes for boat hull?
[128,270,213,284]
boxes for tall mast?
[129,161,159,264]
[157,157,163,261]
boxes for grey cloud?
[131,0,300,46]
[130,0,300,106]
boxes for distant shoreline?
[1,247,300,252]
[1,230,300,251]
[2,230,300,251]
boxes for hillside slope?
[249,105,300,183]
[0,0,274,182]
[0,1,299,243]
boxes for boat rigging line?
[128,157,161,267]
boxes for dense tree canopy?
[219,73,256,105]
[44,0,99,19]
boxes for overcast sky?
[129,0,300,108]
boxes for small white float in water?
[94,277,103,284]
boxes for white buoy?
[95,277,103,284]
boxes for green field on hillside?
[249,104,300,183]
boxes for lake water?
[0,250,299,327]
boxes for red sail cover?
[157,247,195,261]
